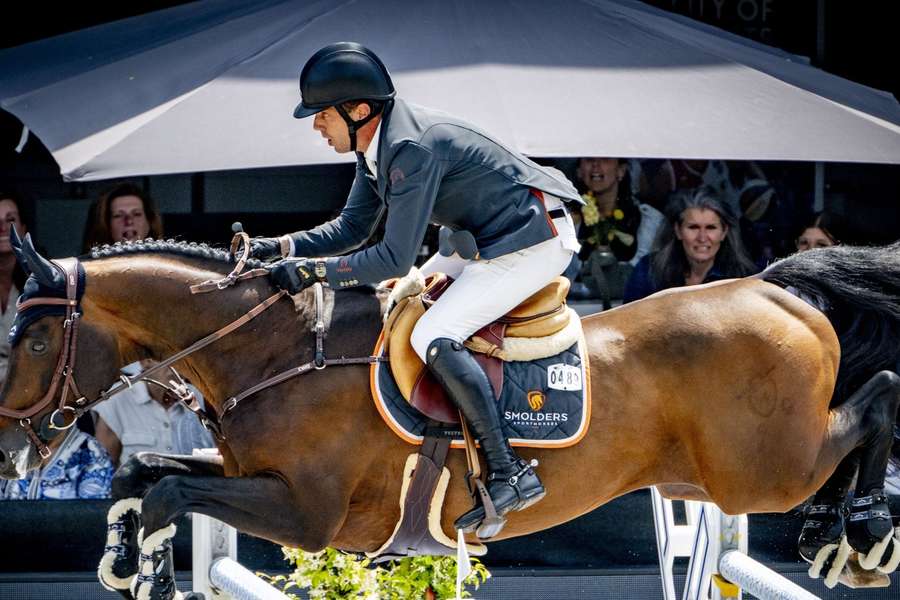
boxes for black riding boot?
[426,338,545,535]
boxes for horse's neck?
[83,256,288,403]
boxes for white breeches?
[410,236,574,362]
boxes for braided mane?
[85,238,263,269]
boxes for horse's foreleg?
[100,453,224,599]
[133,473,343,600]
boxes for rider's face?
[313,107,355,154]
[676,207,728,265]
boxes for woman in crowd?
[795,212,839,252]
[82,182,163,251]
[567,157,650,307]
[623,186,758,303]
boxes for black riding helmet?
[293,42,395,152]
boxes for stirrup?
[455,459,543,538]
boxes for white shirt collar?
[363,119,382,176]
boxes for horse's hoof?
[806,535,851,588]
[837,553,892,588]
[858,529,900,571]
[98,498,143,593]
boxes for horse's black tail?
[760,241,900,407]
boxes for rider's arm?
[321,143,442,287]
[286,161,386,257]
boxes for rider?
[253,42,582,533]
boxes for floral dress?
[0,429,113,500]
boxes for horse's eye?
[28,341,48,355]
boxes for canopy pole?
[814,0,826,213]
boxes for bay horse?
[0,233,898,599]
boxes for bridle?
[0,233,385,460]
[0,257,86,458]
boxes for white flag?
[456,528,472,600]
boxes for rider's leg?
[411,235,573,532]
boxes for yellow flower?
[613,208,625,220]
[582,202,600,226]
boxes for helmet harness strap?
[335,102,382,153]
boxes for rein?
[3,232,384,458]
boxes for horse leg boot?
[426,338,545,536]
[845,370,900,573]
[99,453,224,599]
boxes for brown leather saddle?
[382,274,573,423]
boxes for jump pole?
[651,487,822,600]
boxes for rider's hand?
[267,258,322,295]
[243,237,286,261]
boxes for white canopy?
[1,0,899,181]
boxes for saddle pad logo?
[527,391,545,411]
[547,364,582,391]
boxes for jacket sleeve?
[288,161,386,257]
[323,143,442,287]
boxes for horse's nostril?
[0,448,6,466]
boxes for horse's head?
[0,229,120,477]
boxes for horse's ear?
[9,225,29,275]
[21,233,64,290]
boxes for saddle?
[381,271,577,423]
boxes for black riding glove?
[267,258,323,294]
[245,237,285,261]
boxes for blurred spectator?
[623,186,758,303]
[80,183,213,465]
[0,428,113,499]
[795,212,840,252]
[93,361,214,467]
[568,158,662,307]
[0,191,30,387]
[82,182,163,252]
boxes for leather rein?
[0,233,385,459]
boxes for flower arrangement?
[581,192,628,248]
[265,546,490,599]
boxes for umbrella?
[2,0,899,182]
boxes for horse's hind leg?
[846,370,900,571]
[99,453,223,599]
[809,370,900,587]
[800,452,859,585]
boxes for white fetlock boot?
[98,498,143,592]
[131,524,183,600]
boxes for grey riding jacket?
[288,99,582,288]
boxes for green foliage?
[264,546,490,600]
